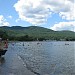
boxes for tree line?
[0,30,75,41]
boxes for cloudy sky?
[0,0,75,31]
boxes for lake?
[0,41,75,75]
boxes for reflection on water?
[17,41,75,75]
[0,41,75,75]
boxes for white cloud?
[14,0,51,25]
[0,15,9,26]
[42,0,75,20]
[15,18,20,22]
[68,0,75,3]
[8,16,12,19]
[14,0,75,25]
[50,21,75,31]
[59,2,75,20]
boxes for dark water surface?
[0,41,75,75]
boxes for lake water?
[0,41,75,75]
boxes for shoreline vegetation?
[0,26,75,41]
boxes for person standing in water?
[4,39,8,48]
[0,38,2,49]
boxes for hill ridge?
[0,26,75,41]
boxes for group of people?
[0,38,8,50]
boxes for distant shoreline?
[8,40,75,43]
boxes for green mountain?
[0,26,75,41]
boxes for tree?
[0,30,8,40]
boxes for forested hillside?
[0,26,75,41]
